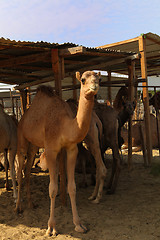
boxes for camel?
[15,71,100,236]
[67,98,107,203]
[121,113,160,152]
[94,98,135,194]
[0,104,17,200]
[149,91,160,110]
[113,86,129,113]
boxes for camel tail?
[59,149,67,206]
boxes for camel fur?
[15,71,100,236]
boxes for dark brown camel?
[0,104,17,200]
[15,71,100,236]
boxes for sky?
[0,0,160,47]
[0,0,160,90]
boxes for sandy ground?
[0,150,160,240]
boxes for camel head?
[76,71,100,98]
[123,100,136,116]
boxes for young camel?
[0,104,17,200]
[94,98,135,194]
[15,71,100,236]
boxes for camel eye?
[81,78,86,85]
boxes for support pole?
[107,71,112,104]
[139,35,152,165]
[51,49,64,98]
[127,60,135,170]
[20,89,27,115]
[72,75,77,101]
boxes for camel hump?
[37,85,55,97]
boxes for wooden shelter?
[97,32,160,166]
[0,32,160,167]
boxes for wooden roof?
[0,37,136,89]
[98,32,160,77]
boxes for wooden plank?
[14,76,55,90]
[59,46,86,56]
[0,51,51,68]
[139,35,152,165]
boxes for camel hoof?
[46,227,58,237]
[75,224,88,233]
[15,206,23,214]
[91,198,100,204]
[88,195,96,201]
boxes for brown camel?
[15,71,100,236]
[94,97,135,194]
[149,91,160,110]
[0,104,17,200]
[121,113,160,151]
[113,86,129,112]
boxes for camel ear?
[76,72,81,82]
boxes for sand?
[0,150,160,240]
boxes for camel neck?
[73,90,94,143]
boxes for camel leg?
[88,151,106,203]
[46,149,59,236]
[25,144,38,208]
[15,134,28,212]
[4,149,10,191]
[87,126,107,203]
[107,147,121,194]
[15,150,26,213]
[8,149,17,200]
[67,144,87,233]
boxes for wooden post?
[139,35,152,165]
[72,75,77,100]
[139,124,147,166]
[15,98,18,119]
[26,87,31,109]
[127,60,134,170]
[20,89,27,115]
[107,71,112,104]
[51,49,64,98]
[9,89,15,115]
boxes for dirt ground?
[0,150,160,240]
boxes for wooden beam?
[14,76,55,90]
[0,51,51,68]
[97,37,139,49]
[139,35,152,165]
